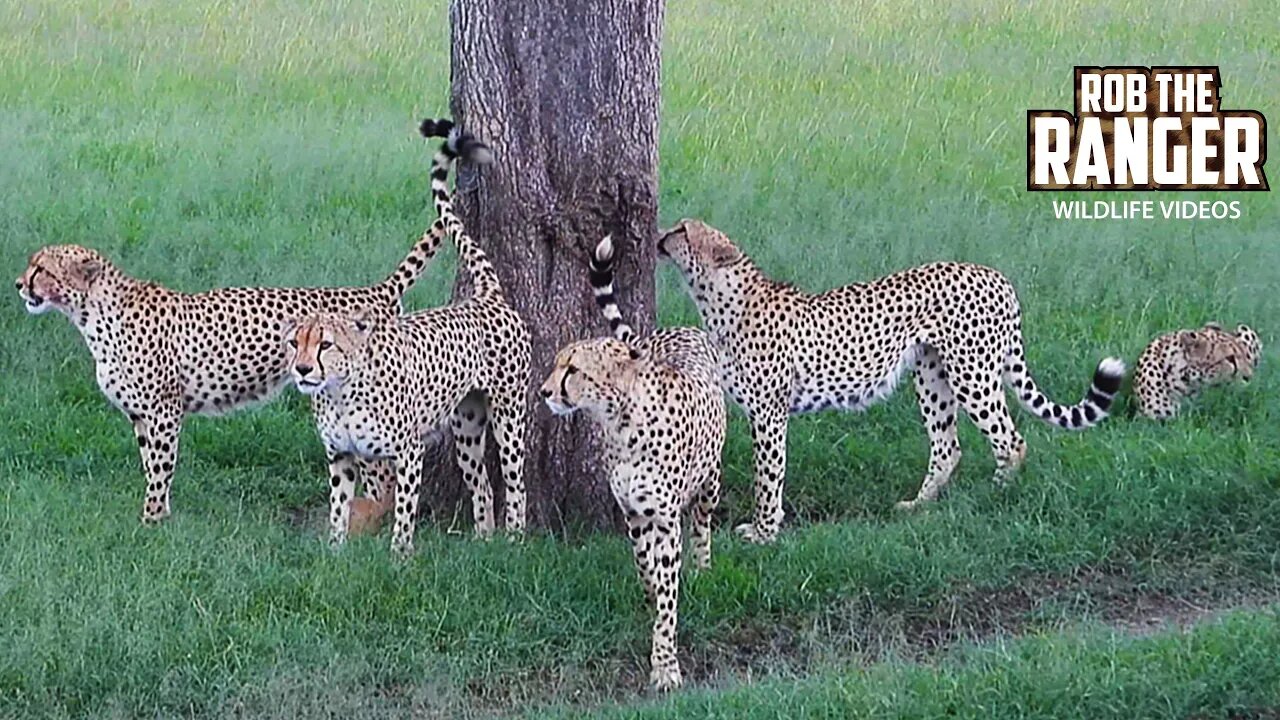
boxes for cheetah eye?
[287,339,297,348]
[319,341,333,351]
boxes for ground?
[0,0,1278,717]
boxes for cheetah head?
[15,245,109,316]
[540,337,643,417]
[656,219,744,285]
[1182,323,1261,386]
[284,310,374,395]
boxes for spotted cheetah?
[14,121,484,523]
[539,235,725,690]
[1132,322,1261,420]
[285,152,531,554]
[658,219,1126,541]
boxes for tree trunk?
[423,0,663,531]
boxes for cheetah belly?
[789,343,920,415]
[183,370,292,416]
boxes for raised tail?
[588,235,634,342]
[1003,332,1125,430]
[381,119,492,299]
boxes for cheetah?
[1132,322,1261,420]
[285,157,531,554]
[657,219,1126,542]
[539,235,726,690]
[14,120,484,523]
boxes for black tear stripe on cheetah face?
[540,235,726,691]
[657,219,1126,543]
[14,121,485,525]
[286,151,531,556]
[1132,322,1261,420]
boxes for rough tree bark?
[422,0,663,531]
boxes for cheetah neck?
[71,271,142,351]
[688,261,784,351]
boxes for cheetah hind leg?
[897,345,962,511]
[450,392,496,537]
[952,357,1027,488]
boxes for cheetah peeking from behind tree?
[539,235,726,691]
[14,119,485,524]
[657,219,1126,542]
[1131,322,1261,420]
[284,128,530,554]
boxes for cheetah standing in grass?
[14,120,483,523]
[539,236,725,690]
[658,219,1126,542]
[285,125,530,553]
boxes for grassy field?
[1,0,1278,717]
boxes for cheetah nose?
[295,364,314,376]
[538,387,551,399]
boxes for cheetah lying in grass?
[1132,322,1261,420]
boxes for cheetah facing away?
[539,236,726,691]
[658,219,1126,542]
[1132,322,1261,420]
[14,121,484,523]
[285,136,531,554]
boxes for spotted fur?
[14,122,484,523]
[1132,322,1261,420]
[287,138,530,554]
[540,235,725,691]
[658,219,1125,541]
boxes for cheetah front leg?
[645,514,684,691]
[130,404,183,524]
[690,464,721,570]
[326,453,359,547]
[627,514,659,607]
[737,407,788,544]
[390,443,426,556]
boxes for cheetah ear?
[350,309,373,336]
[280,317,299,337]
[77,258,103,284]
[709,243,742,268]
[1179,330,1209,360]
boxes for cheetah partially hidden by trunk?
[285,122,531,555]
[14,120,485,524]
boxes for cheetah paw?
[649,662,683,692]
[734,522,777,544]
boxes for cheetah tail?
[1003,343,1126,430]
[380,120,492,300]
[588,235,634,342]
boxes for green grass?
[1,0,1278,717]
